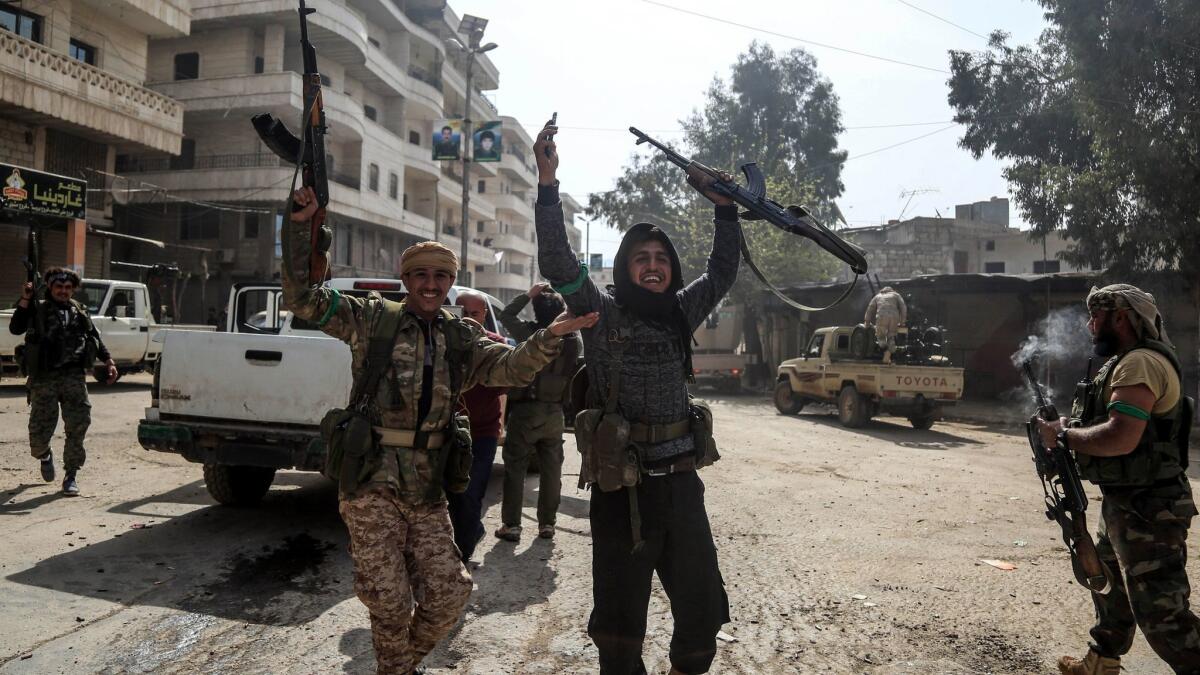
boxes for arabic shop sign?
[0,163,86,220]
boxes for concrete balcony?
[492,192,533,218]
[77,0,190,38]
[499,149,536,188]
[488,231,536,257]
[474,269,528,292]
[0,31,183,153]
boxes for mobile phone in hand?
[544,112,557,158]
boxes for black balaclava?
[612,223,694,378]
[532,290,565,329]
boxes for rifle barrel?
[1022,360,1049,410]
[628,128,690,169]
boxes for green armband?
[1107,400,1151,421]
[317,288,342,327]
[553,263,589,296]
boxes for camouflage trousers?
[874,312,900,351]
[1089,474,1200,672]
[500,402,564,529]
[28,369,91,472]
[339,487,473,674]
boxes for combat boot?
[62,471,79,497]
[39,451,55,482]
[1057,649,1120,675]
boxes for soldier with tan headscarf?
[1037,283,1199,675]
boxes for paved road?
[0,375,1187,673]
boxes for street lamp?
[446,14,496,288]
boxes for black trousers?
[588,470,730,674]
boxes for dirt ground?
[0,374,1191,674]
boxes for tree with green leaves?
[587,42,846,386]
[947,1,1200,394]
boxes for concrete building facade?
[0,0,189,293]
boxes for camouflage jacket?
[281,231,562,499]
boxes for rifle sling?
[739,228,859,312]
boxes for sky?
[457,0,1050,264]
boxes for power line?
[639,0,949,74]
[893,0,989,40]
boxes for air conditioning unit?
[213,248,237,264]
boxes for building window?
[477,179,485,194]
[254,56,264,73]
[174,52,199,80]
[180,205,220,240]
[368,163,379,192]
[68,39,96,65]
[477,220,484,233]
[364,104,377,121]
[243,212,259,239]
[984,261,1005,274]
[170,138,195,170]
[402,193,408,210]
[984,239,995,251]
[388,172,398,199]
[408,131,420,145]
[1033,259,1060,274]
[0,5,42,42]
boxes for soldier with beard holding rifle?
[533,117,739,674]
[1036,284,1199,675]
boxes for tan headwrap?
[1085,283,1171,345]
[400,241,458,277]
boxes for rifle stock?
[1021,360,1112,595]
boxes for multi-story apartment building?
[0,0,189,292]
[107,0,574,319]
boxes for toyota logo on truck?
[894,375,950,388]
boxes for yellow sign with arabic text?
[0,163,86,220]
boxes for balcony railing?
[117,153,288,173]
[408,65,443,90]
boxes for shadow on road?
[0,379,150,399]
[474,535,558,616]
[6,471,353,627]
[784,410,987,449]
[0,482,64,515]
[338,627,374,674]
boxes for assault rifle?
[22,227,40,294]
[629,127,868,312]
[1021,360,1111,595]
[251,0,330,283]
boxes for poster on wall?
[432,119,462,161]
[472,120,502,162]
[0,163,86,220]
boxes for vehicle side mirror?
[105,305,118,319]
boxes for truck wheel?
[850,325,871,359]
[203,464,276,506]
[909,415,936,430]
[773,380,803,415]
[837,385,869,428]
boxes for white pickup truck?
[773,325,964,430]
[138,278,512,505]
[0,279,213,382]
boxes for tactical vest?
[509,333,581,404]
[19,297,98,376]
[1070,339,1188,486]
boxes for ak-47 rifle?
[1021,360,1112,594]
[251,0,330,283]
[18,227,44,376]
[629,127,868,312]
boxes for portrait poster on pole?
[472,120,502,162]
[432,119,462,161]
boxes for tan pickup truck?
[773,325,964,429]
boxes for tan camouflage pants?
[873,312,900,352]
[339,488,473,674]
[28,369,91,471]
[1089,475,1200,670]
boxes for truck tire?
[850,324,871,359]
[909,415,936,430]
[837,385,870,428]
[203,464,276,506]
[774,380,803,415]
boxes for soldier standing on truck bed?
[494,282,582,542]
[864,286,906,364]
[9,267,117,496]
[286,186,597,674]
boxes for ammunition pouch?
[320,407,378,494]
[575,407,639,492]
[443,414,473,496]
[689,398,721,469]
[15,342,38,377]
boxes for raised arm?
[678,206,742,331]
[498,291,537,343]
[466,310,598,389]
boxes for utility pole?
[448,15,496,288]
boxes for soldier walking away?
[286,186,597,674]
[495,282,582,542]
[1036,284,1200,675]
[864,285,906,363]
[9,267,117,496]
[533,119,737,674]
[446,290,507,562]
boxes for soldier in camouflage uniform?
[9,267,117,496]
[1037,284,1199,675]
[495,283,582,542]
[287,187,597,674]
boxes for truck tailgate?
[878,366,964,400]
[157,330,351,426]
